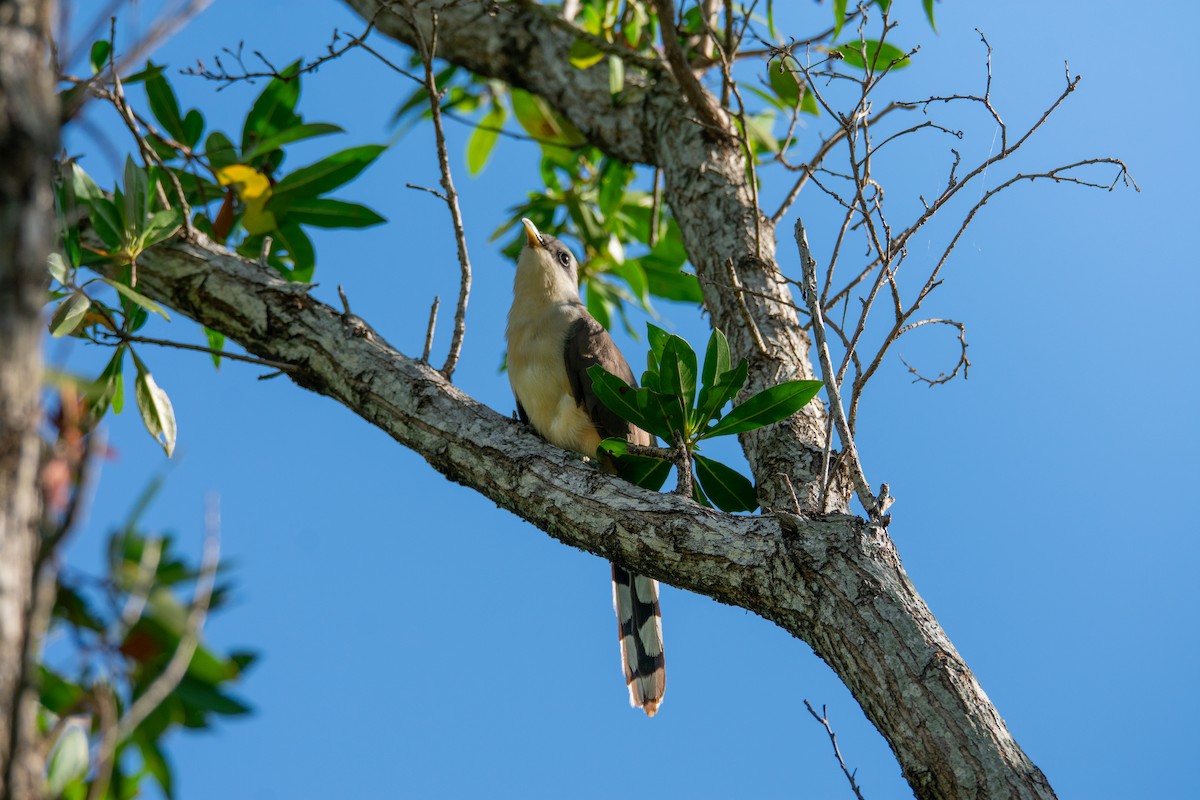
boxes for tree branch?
[110,230,1057,800]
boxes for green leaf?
[133,354,177,457]
[618,453,672,490]
[695,356,747,430]
[800,84,820,116]
[47,252,69,285]
[241,122,344,163]
[608,55,624,97]
[49,292,90,337]
[241,62,302,155]
[123,156,150,239]
[588,365,671,440]
[145,63,187,142]
[204,326,225,368]
[204,131,239,169]
[86,196,124,249]
[272,222,316,282]
[90,40,111,74]
[598,439,672,491]
[182,109,205,148]
[833,40,911,71]
[598,160,631,218]
[569,39,604,70]
[875,0,892,12]
[141,208,183,247]
[658,335,698,428]
[283,197,385,229]
[702,379,823,439]
[694,454,759,512]
[767,57,800,108]
[700,328,731,397]
[923,0,937,31]
[833,0,848,39]
[102,277,170,320]
[269,144,386,207]
[466,104,505,175]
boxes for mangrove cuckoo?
[506,218,666,717]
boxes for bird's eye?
[556,250,571,269]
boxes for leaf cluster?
[590,326,822,511]
[42,479,253,800]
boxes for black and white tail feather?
[612,564,665,716]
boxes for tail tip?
[642,700,660,718]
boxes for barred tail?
[611,563,665,716]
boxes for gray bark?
[121,231,1056,799]
[0,1,56,798]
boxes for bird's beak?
[521,218,544,249]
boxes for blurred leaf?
[145,63,187,143]
[569,39,604,70]
[272,222,315,282]
[242,122,343,163]
[608,55,624,97]
[204,131,239,170]
[204,327,224,368]
[241,62,302,155]
[49,292,90,337]
[284,197,385,229]
[137,736,174,799]
[182,109,205,148]
[46,721,90,796]
[801,84,820,116]
[47,252,68,284]
[833,0,848,39]
[102,277,170,320]
[703,379,822,438]
[90,40,111,74]
[174,677,251,716]
[767,57,800,107]
[466,104,505,175]
[86,196,124,249]
[924,0,937,31]
[133,354,177,457]
[833,40,911,71]
[694,454,759,512]
[142,208,183,247]
[269,144,386,206]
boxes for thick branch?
[344,0,837,515]
[119,233,1057,800]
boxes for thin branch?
[99,331,297,372]
[796,218,878,518]
[652,0,727,133]
[401,1,472,380]
[422,296,440,363]
[805,700,868,800]
[897,318,970,386]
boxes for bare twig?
[99,331,297,372]
[400,1,472,381]
[796,218,878,518]
[725,258,769,356]
[652,0,727,133]
[804,700,868,800]
[897,318,970,386]
[422,296,440,364]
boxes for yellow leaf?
[216,164,277,235]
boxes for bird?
[506,217,666,717]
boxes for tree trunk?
[0,1,56,797]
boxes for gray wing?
[563,315,649,444]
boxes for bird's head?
[515,218,582,304]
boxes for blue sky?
[56,1,1198,797]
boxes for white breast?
[507,305,601,457]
